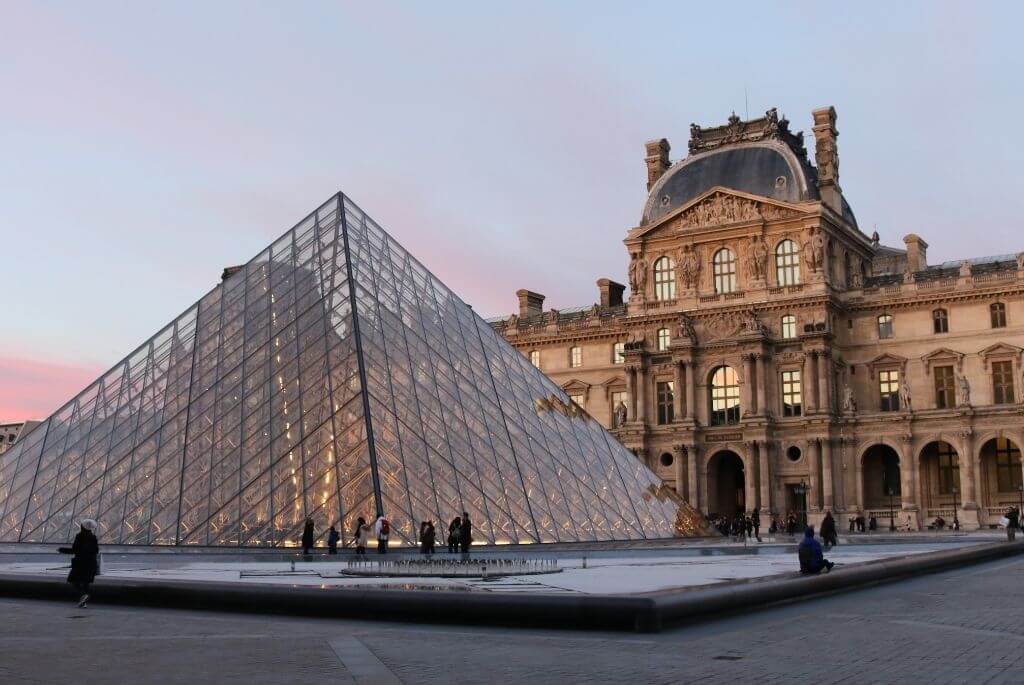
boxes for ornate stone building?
[492,106,1024,531]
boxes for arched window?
[775,240,801,286]
[653,256,676,301]
[709,366,741,426]
[656,328,671,351]
[713,248,738,294]
[932,308,949,334]
[877,314,894,339]
[780,314,797,339]
[991,302,1007,328]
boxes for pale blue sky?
[2,1,1022,418]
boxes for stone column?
[821,437,834,510]
[625,367,637,422]
[808,438,821,511]
[758,440,771,512]
[756,354,768,416]
[898,437,916,511]
[818,350,831,414]
[672,361,684,422]
[685,361,697,421]
[805,352,818,413]
[636,365,648,423]
[742,354,755,416]
[688,444,700,510]
[854,454,865,513]
[672,444,686,498]
[959,429,978,507]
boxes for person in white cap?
[67,519,99,607]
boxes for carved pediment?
[868,353,907,378]
[979,343,1023,368]
[561,379,591,393]
[921,348,965,374]
[676,190,803,230]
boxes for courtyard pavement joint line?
[329,636,403,684]
[0,540,1018,633]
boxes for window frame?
[992,359,1015,404]
[877,314,894,340]
[775,239,801,286]
[569,346,582,369]
[656,328,671,351]
[933,365,956,409]
[991,302,1007,329]
[995,438,1023,493]
[879,368,900,411]
[709,365,741,426]
[713,248,738,295]
[656,380,675,425]
[653,256,677,301]
[781,368,802,417]
[529,350,541,368]
[935,441,961,495]
[612,342,625,364]
[932,308,949,334]
[780,314,797,340]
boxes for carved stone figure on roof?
[677,312,697,344]
[959,260,972,278]
[507,313,518,328]
[678,244,701,289]
[628,254,648,295]
[747,235,769,281]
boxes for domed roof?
[641,109,857,228]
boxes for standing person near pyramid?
[459,511,473,558]
[354,517,370,556]
[301,517,315,557]
[65,519,99,608]
[375,514,390,554]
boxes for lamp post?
[888,488,897,532]
[1017,484,1023,517]
[951,486,960,532]
[794,480,809,529]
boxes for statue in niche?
[747,235,769,281]
[614,401,628,428]
[957,373,972,407]
[899,379,912,412]
[842,383,857,413]
[678,244,701,289]
[628,254,648,295]
[811,229,826,271]
[677,312,697,344]
[850,268,864,289]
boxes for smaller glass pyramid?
[0,193,705,547]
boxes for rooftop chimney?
[903,234,929,273]
[811,106,842,213]
[596,279,625,308]
[516,289,545,319]
[644,139,671,191]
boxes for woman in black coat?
[67,520,99,608]
[301,517,315,556]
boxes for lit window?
[935,442,961,495]
[932,309,948,334]
[530,350,540,368]
[877,314,894,339]
[656,381,674,425]
[995,438,1023,492]
[993,360,1015,404]
[934,366,955,409]
[991,302,1007,328]
[568,393,584,408]
[613,342,625,364]
[656,328,670,351]
[713,248,738,294]
[781,315,797,340]
[709,366,740,425]
[569,346,582,368]
[775,240,801,286]
[879,369,900,411]
[653,256,676,301]
[781,369,802,417]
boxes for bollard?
[582,556,587,569]
[482,564,488,580]
[290,560,295,572]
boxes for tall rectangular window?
[568,393,584,408]
[991,302,1007,328]
[781,315,797,340]
[879,369,900,411]
[656,381,674,425]
[656,328,670,351]
[611,390,627,425]
[877,314,894,339]
[995,438,1023,492]
[936,443,961,494]
[993,360,1015,404]
[781,369,802,417]
[530,350,541,368]
[932,309,949,334]
[934,366,955,409]
[613,342,625,364]
[569,346,582,369]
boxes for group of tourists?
[847,514,878,532]
[297,511,474,556]
[709,508,762,541]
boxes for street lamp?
[794,480,809,529]
[951,486,960,531]
[888,488,897,532]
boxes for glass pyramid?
[0,193,704,547]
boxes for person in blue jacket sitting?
[798,526,835,574]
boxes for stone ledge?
[0,541,1019,633]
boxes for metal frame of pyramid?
[0,193,704,547]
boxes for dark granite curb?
[0,540,1019,633]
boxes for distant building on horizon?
[493,106,1024,531]
[0,421,42,457]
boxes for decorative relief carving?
[700,307,768,341]
[676,193,799,230]
[688,108,807,158]
[677,312,697,344]
[803,227,826,272]
[747,234,769,281]
[628,254,648,294]
[677,244,702,289]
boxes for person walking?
[327,525,340,554]
[66,519,99,608]
[301,517,315,557]
[354,516,370,556]
[744,515,753,540]
[422,520,436,555]
[459,511,472,557]
[375,514,390,554]
[447,516,461,554]
[797,526,834,574]
[1007,506,1020,542]
[752,508,761,542]
[820,510,838,549]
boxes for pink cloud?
[0,356,103,422]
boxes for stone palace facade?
[491,106,1024,530]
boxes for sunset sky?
[2,1,1023,421]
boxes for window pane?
[934,366,955,409]
[613,342,625,364]
[653,257,676,301]
[775,240,801,286]
[879,369,900,411]
[656,381,674,425]
[782,369,802,416]
[878,315,894,339]
[713,249,737,294]
[710,366,740,425]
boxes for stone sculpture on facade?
[629,254,648,296]
[678,244,701,289]
[1017,252,1024,271]
[957,373,972,407]
[614,401,628,428]
[677,311,698,344]
[747,235,769,281]
[899,379,912,412]
[740,307,769,336]
[842,383,857,413]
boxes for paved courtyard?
[1,551,1022,684]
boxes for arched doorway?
[707,450,745,516]
[918,441,960,525]
[979,437,1023,525]
[862,444,902,513]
